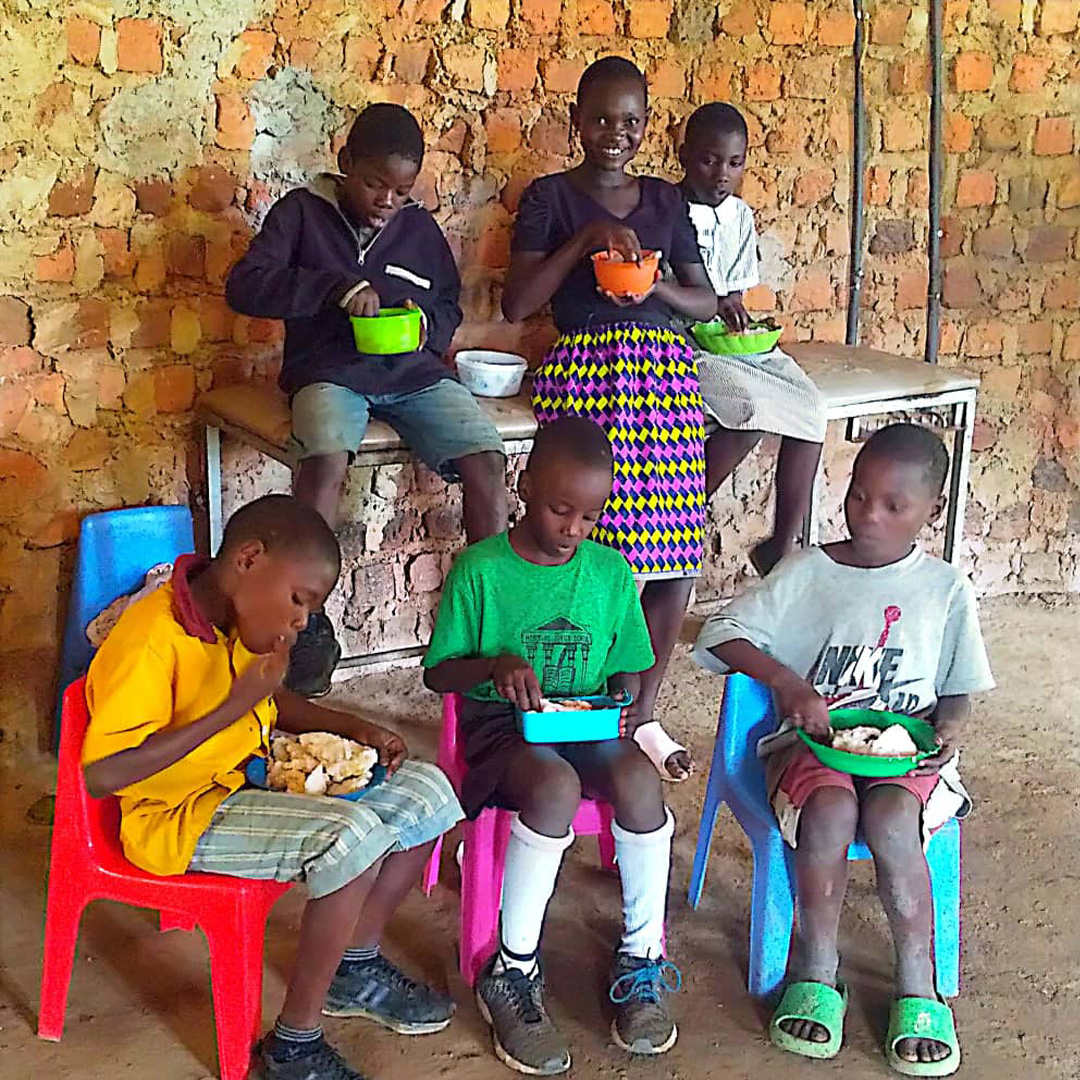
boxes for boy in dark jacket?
[227,103,508,696]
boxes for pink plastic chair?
[39,678,292,1080]
[423,694,617,985]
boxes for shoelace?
[608,959,683,1006]
[364,955,427,1000]
[501,968,545,1025]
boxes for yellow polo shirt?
[83,563,275,877]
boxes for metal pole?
[925,0,944,363]
[846,0,867,346]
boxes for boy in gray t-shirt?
[693,424,993,1076]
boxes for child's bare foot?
[663,749,693,782]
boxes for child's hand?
[716,294,751,332]
[911,718,961,775]
[579,222,643,264]
[230,637,290,715]
[343,285,381,318]
[491,654,543,711]
[776,678,831,737]
[599,267,661,307]
[402,298,428,348]
[366,726,409,776]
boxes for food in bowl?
[350,306,422,355]
[266,732,379,796]
[830,723,920,757]
[539,698,595,712]
[691,316,783,356]
[591,249,660,297]
[455,350,528,398]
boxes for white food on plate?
[538,698,593,713]
[831,723,919,757]
[265,732,379,795]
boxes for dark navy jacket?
[226,175,462,397]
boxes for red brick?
[77,300,109,349]
[0,346,46,377]
[1058,170,1080,209]
[528,114,571,155]
[945,0,971,30]
[237,29,276,79]
[444,44,486,91]
[345,37,381,80]
[629,0,672,38]
[393,42,432,84]
[883,107,923,151]
[154,365,196,413]
[889,55,927,94]
[1034,116,1073,156]
[953,51,993,91]
[973,226,1014,258]
[216,94,254,150]
[988,0,1022,23]
[944,111,974,153]
[135,179,172,216]
[793,168,835,206]
[943,262,983,307]
[766,116,809,154]
[956,169,996,206]
[65,428,112,472]
[116,18,163,74]
[817,8,855,46]
[963,320,1006,357]
[981,112,1020,151]
[27,371,66,411]
[198,297,235,343]
[722,5,758,36]
[98,228,135,278]
[131,302,172,348]
[1026,224,1072,262]
[67,17,101,65]
[872,5,910,44]
[48,168,96,217]
[497,49,538,92]
[1043,275,1080,308]
[0,383,30,439]
[469,0,510,29]
[907,169,929,207]
[768,2,807,43]
[36,241,75,283]
[650,58,685,98]
[745,63,782,101]
[167,234,206,278]
[788,272,834,312]
[940,216,965,258]
[522,0,562,33]
[0,298,31,346]
[693,61,733,102]
[1019,320,1053,354]
[542,56,585,94]
[896,268,928,309]
[867,166,891,206]
[435,120,467,154]
[1040,0,1079,34]
[187,166,236,213]
[1063,321,1080,360]
[485,109,522,154]
[401,0,448,22]
[744,284,776,311]
[1010,54,1052,92]
[579,0,616,34]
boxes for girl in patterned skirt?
[502,56,717,758]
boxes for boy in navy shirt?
[228,103,508,694]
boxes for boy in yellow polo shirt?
[83,494,463,1080]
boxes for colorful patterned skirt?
[532,322,706,580]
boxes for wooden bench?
[197,344,978,663]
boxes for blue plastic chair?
[687,672,961,999]
[54,506,194,749]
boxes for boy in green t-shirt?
[424,417,679,1077]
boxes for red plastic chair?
[39,678,292,1080]
[422,694,618,985]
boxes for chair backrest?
[719,673,778,807]
[56,676,125,863]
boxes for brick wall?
[1,0,1078,759]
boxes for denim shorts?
[290,378,505,480]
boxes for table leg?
[206,424,223,555]
[944,390,975,566]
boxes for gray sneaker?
[608,953,681,1055]
[476,958,571,1076]
[323,954,454,1034]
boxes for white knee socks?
[496,815,575,974]
[613,808,675,959]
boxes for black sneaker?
[323,954,454,1034]
[255,1034,368,1080]
[608,953,681,1055]
[285,611,340,698]
[475,956,570,1076]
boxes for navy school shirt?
[225,174,462,398]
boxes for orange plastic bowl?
[591,249,659,296]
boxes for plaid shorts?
[188,760,463,899]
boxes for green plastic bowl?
[797,708,938,778]
[691,318,782,356]
[350,307,422,355]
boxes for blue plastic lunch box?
[518,694,631,744]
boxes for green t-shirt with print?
[424,532,656,702]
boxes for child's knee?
[861,787,923,862]
[519,756,581,829]
[608,746,665,824]
[798,786,859,854]
[458,450,506,490]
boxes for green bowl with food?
[691,317,782,356]
[797,708,938,778]
[350,307,422,355]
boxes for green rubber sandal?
[768,981,848,1060]
[885,997,961,1077]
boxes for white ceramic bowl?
[455,350,529,398]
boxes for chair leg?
[205,896,267,1080]
[748,834,796,999]
[422,835,443,897]
[597,803,617,872]
[459,812,508,987]
[927,821,961,998]
[38,891,89,1041]
[687,714,726,909]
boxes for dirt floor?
[2,596,1079,1080]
